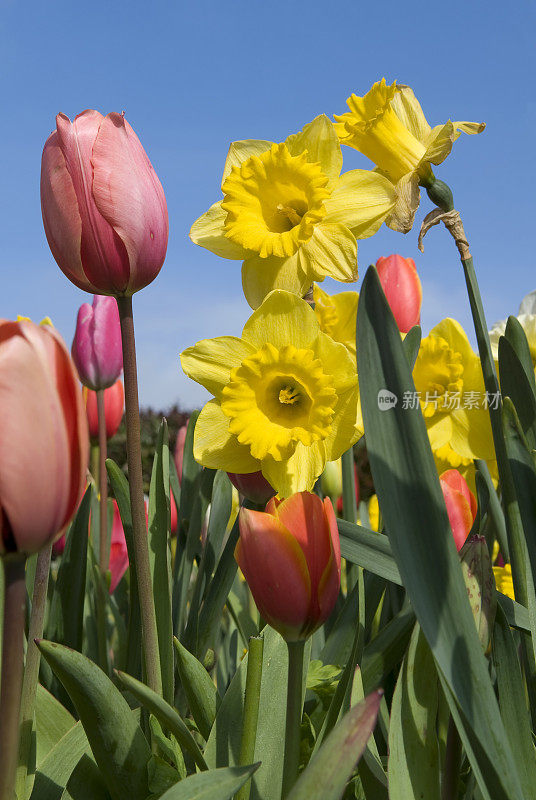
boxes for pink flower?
[376,254,422,333]
[71,295,122,390]
[174,423,188,485]
[41,110,168,296]
[236,492,341,641]
[227,470,276,506]
[440,469,477,551]
[0,320,88,555]
[84,380,124,441]
[109,501,129,593]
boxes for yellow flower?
[368,494,380,531]
[334,79,485,233]
[493,564,514,600]
[413,318,494,462]
[180,290,362,497]
[489,294,536,382]
[313,284,358,359]
[190,115,397,308]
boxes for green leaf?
[174,637,220,739]
[60,755,110,800]
[402,325,421,371]
[356,266,524,800]
[35,684,75,767]
[505,315,536,395]
[115,669,208,771]
[338,519,401,585]
[37,641,151,800]
[31,721,92,800]
[286,691,382,800]
[499,335,536,449]
[361,604,415,693]
[387,625,440,800]
[157,764,260,800]
[148,418,174,705]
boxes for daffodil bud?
[459,535,496,653]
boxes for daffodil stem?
[236,635,264,800]
[282,639,306,799]
[16,544,52,797]
[0,554,27,800]
[97,389,108,574]
[117,295,163,697]
[341,447,357,524]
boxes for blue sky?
[1,0,534,408]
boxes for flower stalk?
[236,635,264,800]
[282,639,306,798]
[97,389,108,573]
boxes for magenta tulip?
[41,110,168,296]
[236,492,341,641]
[72,295,122,390]
[0,320,89,555]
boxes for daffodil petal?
[324,170,396,238]
[426,414,453,452]
[390,85,431,144]
[454,121,486,136]
[430,319,475,365]
[299,223,357,283]
[194,399,259,472]
[241,251,310,310]
[451,408,495,461]
[313,331,357,392]
[242,290,319,350]
[262,440,326,496]
[324,385,362,461]
[284,114,342,185]
[423,121,457,166]
[221,139,274,184]
[190,201,250,260]
[384,171,421,234]
[314,286,358,358]
[180,336,256,397]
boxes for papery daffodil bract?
[180,291,362,497]
[413,318,494,463]
[334,79,485,233]
[313,283,358,359]
[190,115,397,309]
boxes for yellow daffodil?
[313,283,358,359]
[334,79,485,233]
[368,494,380,531]
[180,291,362,497]
[493,563,514,600]
[190,115,397,309]
[412,318,494,463]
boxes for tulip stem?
[117,295,162,697]
[0,554,27,800]
[282,639,306,799]
[236,635,264,800]
[91,444,100,489]
[97,389,109,573]
[16,544,52,797]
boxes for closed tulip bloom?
[84,380,124,441]
[236,492,341,641]
[440,469,477,551]
[174,422,188,485]
[376,255,422,333]
[0,320,88,555]
[72,295,122,390]
[227,470,276,506]
[109,500,129,593]
[41,110,168,296]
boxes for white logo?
[377,389,398,410]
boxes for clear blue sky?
[1,0,534,409]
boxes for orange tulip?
[236,492,341,641]
[440,469,477,551]
[84,379,124,441]
[376,254,422,333]
[0,320,88,555]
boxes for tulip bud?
[236,492,341,641]
[174,422,188,485]
[71,295,122,390]
[84,380,124,442]
[41,110,168,297]
[109,500,129,593]
[227,470,276,506]
[440,469,477,551]
[0,319,88,555]
[459,535,496,652]
[376,254,422,333]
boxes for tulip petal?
[241,251,310,310]
[324,170,396,238]
[91,113,169,294]
[285,115,342,185]
[299,223,357,283]
[441,480,474,551]
[190,201,251,260]
[242,290,319,352]
[440,469,477,520]
[181,336,256,397]
[317,497,342,620]
[237,508,311,637]
[222,139,274,184]
[194,400,259,472]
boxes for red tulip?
[174,423,188,485]
[0,320,88,555]
[41,110,168,297]
[440,469,477,551]
[227,470,276,506]
[236,492,341,641]
[72,295,122,390]
[84,380,124,441]
[376,254,422,333]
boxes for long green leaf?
[356,266,523,800]
[338,519,401,585]
[499,335,536,449]
[157,764,260,800]
[60,755,110,800]
[37,641,151,800]
[174,637,220,739]
[35,684,75,767]
[30,721,91,800]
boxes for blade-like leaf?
[338,519,401,585]
[174,637,220,739]
[30,721,91,800]
[60,754,110,800]
[499,335,536,449]
[157,764,260,800]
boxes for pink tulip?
[236,492,341,641]
[71,295,122,390]
[0,320,88,555]
[376,254,422,333]
[170,491,178,535]
[109,500,129,593]
[227,470,276,506]
[174,423,188,485]
[440,469,477,551]
[41,110,168,297]
[84,380,124,441]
